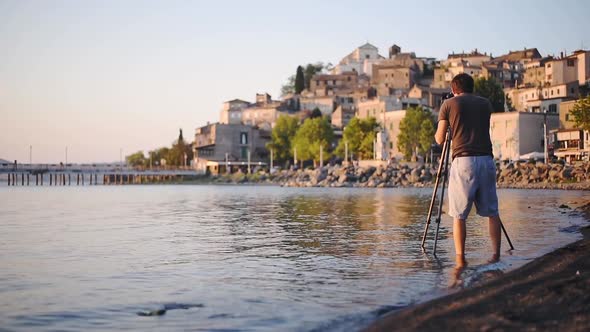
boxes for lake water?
[0,185,587,331]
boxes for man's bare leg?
[488,215,502,261]
[453,218,466,257]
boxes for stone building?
[193,123,269,174]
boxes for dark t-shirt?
[438,93,493,159]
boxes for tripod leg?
[500,221,514,250]
[433,135,451,255]
[421,135,451,251]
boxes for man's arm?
[435,120,449,145]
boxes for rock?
[409,168,421,183]
[558,204,570,209]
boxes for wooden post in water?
[89,174,93,185]
[77,174,80,185]
[26,173,30,186]
[68,174,71,186]
[94,174,97,185]
[62,173,66,186]
[36,174,39,186]
[7,174,10,186]
[82,173,85,185]
[41,173,44,186]
[50,173,53,186]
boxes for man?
[435,73,503,265]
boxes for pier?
[1,164,201,186]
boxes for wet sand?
[364,202,590,332]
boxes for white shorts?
[448,156,499,220]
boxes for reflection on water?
[0,186,586,331]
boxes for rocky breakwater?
[496,161,590,190]
[210,161,589,190]
[275,163,436,188]
[273,161,590,190]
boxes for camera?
[442,92,454,101]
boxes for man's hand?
[435,120,449,145]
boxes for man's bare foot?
[487,253,500,264]
[450,255,467,288]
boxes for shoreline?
[363,201,590,331]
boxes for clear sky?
[1,0,589,163]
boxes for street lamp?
[543,108,548,164]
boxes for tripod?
[420,129,514,255]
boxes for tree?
[292,116,334,167]
[310,107,323,118]
[505,94,515,112]
[335,117,380,160]
[571,95,590,132]
[167,128,192,166]
[295,65,305,94]
[281,75,295,96]
[126,151,147,167]
[266,115,300,163]
[148,147,169,166]
[397,106,435,161]
[474,77,505,112]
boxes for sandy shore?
[363,201,590,332]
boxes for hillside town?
[192,43,590,175]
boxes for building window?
[571,88,575,94]
[389,142,393,149]
[240,132,248,145]
[241,147,248,159]
[551,90,554,96]
[566,114,570,121]
[547,63,551,68]
[347,76,351,81]
[549,104,557,113]
[557,89,560,94]
[567,59,575,67]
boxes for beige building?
[552,128,589,162]
[568,50,590,85]
[554,99,589,162]
[506,81,579,113]
[331,105,356,129]
[220,93,298,130]
[309,72,357,96]
[299,95,335,116]
[371,65,414,95]
[559,100,578,129]
[193,123,269,174]
[489,112,559,161]
[522,57,552,87]
[407,85,448,111]
[545,56,578,86]
[445,50,491,67]
[220,99,250,125]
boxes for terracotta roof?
[448,50,488,59]
[491,48,542,63]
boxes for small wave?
[136,302,204,317]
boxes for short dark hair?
[451,73,474,93]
